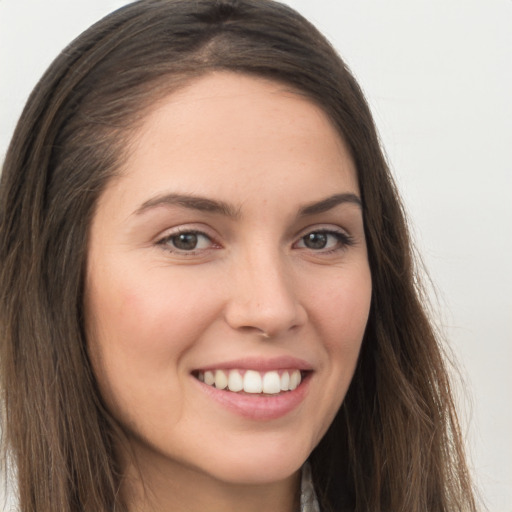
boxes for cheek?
[292,265,372,443]
[87,264,219,352]
[84,265,223,413]
[304,265,371,420]
[307,265,372,351]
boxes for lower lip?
[193,374,311,421]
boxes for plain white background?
[1,1,510,510]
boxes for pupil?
[304,232,327,249]
[174,233,198,250]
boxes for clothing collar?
[300,462,320,512]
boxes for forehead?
[106,71,358,211]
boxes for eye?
[158,230,214,253]
[295,229,353,252]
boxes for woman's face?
[85,72,372,488]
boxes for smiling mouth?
[194,369,308,395]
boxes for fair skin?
[85,72,372,512]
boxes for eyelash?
[156,227,354,256]
[294,229,354,254]
[157,228,216,256]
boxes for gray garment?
[300,462,321,512]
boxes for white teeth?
[228,370,243,392]
[198,369,304,394]
[289,370,301,390]
[204,370,215,386]
[280,371,290,391]
[214,369,228,390]
[243,370,263,393]
[262,371,281,394]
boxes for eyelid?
[155,224,221,255]
[295,223,352,239]
[152,223,354,257]
[293,225,354,252]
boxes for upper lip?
[193,356,314,373]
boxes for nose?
[224,248,307,338]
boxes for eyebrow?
[134,192,361,218]
[298,193,362,216]
[134,193,241,218]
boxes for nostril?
[224,303,307,339]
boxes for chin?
[196,436,312,486]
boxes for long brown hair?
[0,1,477,511]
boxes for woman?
[0,1,477,511]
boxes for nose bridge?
[224,242,306,336]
